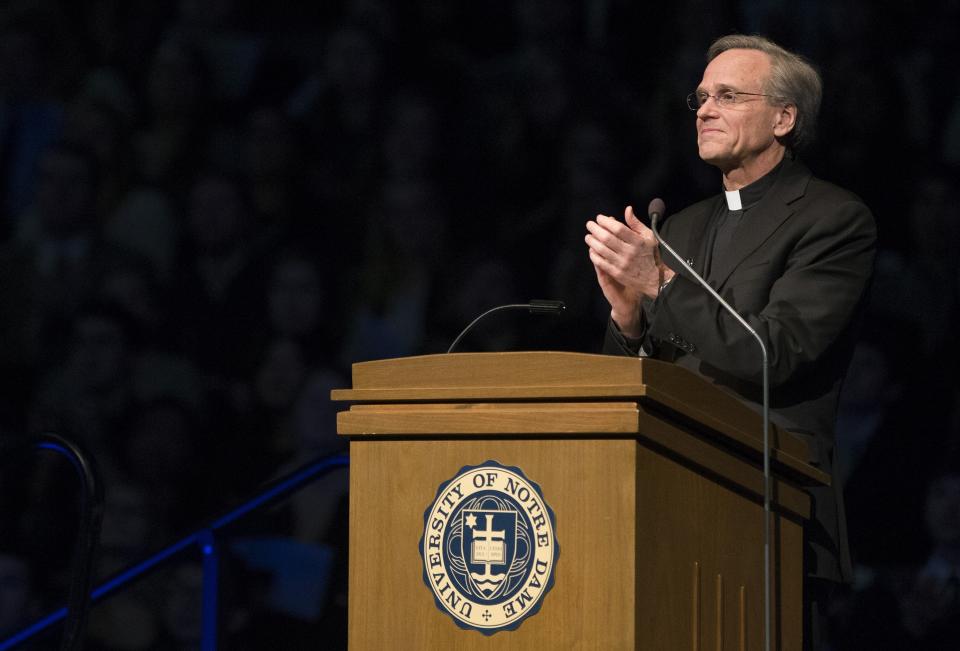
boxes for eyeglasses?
[686,91,777,111]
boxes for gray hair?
[707,34,822,150]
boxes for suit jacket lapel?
[708,157,812,288]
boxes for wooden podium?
[332,352,828,650]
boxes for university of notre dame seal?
[418,461,559,635]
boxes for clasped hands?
[585,205,675,338]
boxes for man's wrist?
[611,308,644,339]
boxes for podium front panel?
[348,437,638,649]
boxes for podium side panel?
[634,443,804,650]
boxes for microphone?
[648,198,773,651]
[446,300,566,353]
[648,197,666,224]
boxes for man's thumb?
[625,205,643,230]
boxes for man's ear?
[773,103,797,138]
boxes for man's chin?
[697,145,732,168]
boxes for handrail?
[0,434,104,651]
[0,452,349,650]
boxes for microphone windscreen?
[528,300,565,314]
[648,197,666,220]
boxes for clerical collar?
[722,158,786,211]
[724,189,743,210]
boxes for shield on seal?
[462,509,517,600]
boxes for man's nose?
[697,96,719,119]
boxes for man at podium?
[585,34,876,649]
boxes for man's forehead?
[698,48,771,90]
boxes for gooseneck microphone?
[648,198,773,651]
[446,300,566,353]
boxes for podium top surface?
[334,351,648,397]
[332,352,826,485]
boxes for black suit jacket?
[605,157,877,582]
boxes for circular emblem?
[418,461,559,634]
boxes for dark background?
[0,0,959,648]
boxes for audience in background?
[0,1,957,648]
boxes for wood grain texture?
[347,435,805,650]
[348,438,638,649]
[635,406,810,521]
[332,353,825,487]
[339,402,642,435]
[633,441,804,651]
[338,353,809,650]
[343,351,646,390]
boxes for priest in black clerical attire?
[585,35,876,650]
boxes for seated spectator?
[119,397,210,533]
[167,168,271,382]
[28,300,143,484]
[264,247,338,356]
[240,108,313,243]
[830,463,960,650]
[86,483,164,651]
[0,8,68,234]
[0,141,146,370]
[131,33,211,195]
[0,544,40,640]
[898,467,960,646]
[338,177,448,363]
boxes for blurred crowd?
[0,0,958,649]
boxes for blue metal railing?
[0,452,349,650]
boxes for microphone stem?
[652,215,772,651]
[446,304,529,354]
